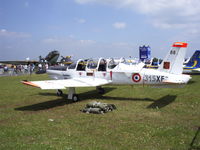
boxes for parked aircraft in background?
[183,57,190,65]
[183,50,200,74]
[0,59,38,65]
[0,50,60,65]
[39,51,73,65]
[39,50,60,65]
[60,56,73,65]
[144,58,159,69]
[144,50,200,74]
[22,42,191,102]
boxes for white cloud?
[79,39,96,45]
[42,38,60,44]
[75,18,86,24]
[74,0,200,57]
[41,36,136,58]
[75,0,200,30]
[75,0,93,4]
[0,29,31,38]
[1,29,6,32]
[69,34,75,38]
[42,37,96,46]
[113,22,126,29]
[75,0,200,16]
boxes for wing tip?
[21,80,40,88]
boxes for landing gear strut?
[68,87,79,102]
[57,89,63,96]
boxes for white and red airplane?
[22,42,191,102]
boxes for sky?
[1,0,200,61]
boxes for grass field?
[0,74,200,150]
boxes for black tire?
[98,88,105,94]
[72,94,79,102]
[57,90,63,96]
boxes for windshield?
[68,61,76,69]
[77,60,86,71]
[87,59,98,69]
[108,59,118,69]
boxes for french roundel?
[132,73,141,82]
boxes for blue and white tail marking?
[184,50,200,70]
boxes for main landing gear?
[56,86,105,102]
[68,87,79,102]
[96,86,105,94]
[56,87,79,102]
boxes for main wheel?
[98,88,105,94]
[72,94,79,102]
[56,90,63,96]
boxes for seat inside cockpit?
[86,59,98,70]
[76,60,86,71]
[98,59,107,71]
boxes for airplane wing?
[0,60,38,65]
[162,77,191,84]
[22,78,112,89]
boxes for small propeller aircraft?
[183,50,200,74]
[0,50,60,65]
[22,42,191,102]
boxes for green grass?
[0,74,200,150]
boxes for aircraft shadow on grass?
[146,95,177,109]
[188,80,196,85]
[15,88,176,111]
[15,87,115,111]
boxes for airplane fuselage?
[47,67,191,87]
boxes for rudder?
[158,42,187,75]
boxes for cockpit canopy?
[67,58,108,71]
[49,57,144,72]
[107,58,118,69]
[68,59,87,70]
[86,58,107,71]
[67,61,76,70]
[87,59,98,70]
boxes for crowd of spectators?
[0,63,43,76]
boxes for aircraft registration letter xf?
[144,75,166,82]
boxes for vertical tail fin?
[185,50,200,68]
[158,42,187,74]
